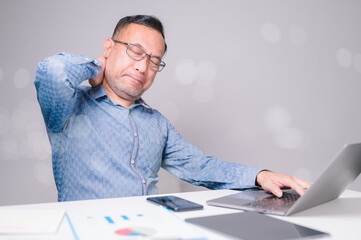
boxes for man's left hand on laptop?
[256,171,311,198]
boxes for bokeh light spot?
[1,139,18,161]
[336,48,352,68]
[197,60,217,84]
[33,162,52,185]
[26,131,51,160]
[260,23,281,43]
[0,107,10,135]
[265,106,290,131]
[175,59,197,85]
[13,68,30,89]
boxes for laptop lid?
[207,143,361,216]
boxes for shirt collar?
[89,85,153,111]
[89,85,107,100]
[133,98,153,111]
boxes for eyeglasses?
[112,39,166,72]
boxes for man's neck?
[101,80,134,109]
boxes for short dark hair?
[112,15,167,53]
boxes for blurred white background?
[0,0,360,206]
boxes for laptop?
[207,143,361,216]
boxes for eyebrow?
[133,42,163,60]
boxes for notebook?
[207,143,361,216]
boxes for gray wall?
[1,0,360,206]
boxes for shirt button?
[134,133,138,137]
[131,160,135,165]
[142,179,146,184]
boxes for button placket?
[128,110,147,195]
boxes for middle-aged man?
[35,15,310,202]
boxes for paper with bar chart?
[68,207,206,239]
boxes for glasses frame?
[112,39,166,72]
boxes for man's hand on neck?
[89,56,106,87]
[89,56,135,109]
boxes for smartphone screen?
[146,195,204,212]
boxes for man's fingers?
[256,171,312,197]
[287,176,312,196]
[297,178,312,190]
[277,175,307,196]
[89,56,106,87]
[260,178,284,198]
[289,180,306,196]
[267,179,303,197]
[269,185,283,198]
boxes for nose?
[134,57,149,73]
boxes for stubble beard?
[106,75,144,101]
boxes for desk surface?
[1,189,361,240]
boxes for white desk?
[1,189,361,239]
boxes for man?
[35,15,310,202]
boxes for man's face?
[103,23,165,102]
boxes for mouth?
[125,74,145,85]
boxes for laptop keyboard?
[244,190,300,213]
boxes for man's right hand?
[89,56,106,87]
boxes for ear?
[104,38,114,58]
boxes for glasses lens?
[126,43,166,72]
[127,44,145,60]
[149,59,166,72]
[148,58,161,70]
[157,62,166,72]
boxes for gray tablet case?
[186,212,329,240]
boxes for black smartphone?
[146,195,204,212]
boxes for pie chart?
[115,226,156,236]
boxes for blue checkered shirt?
[34,52,263,201]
